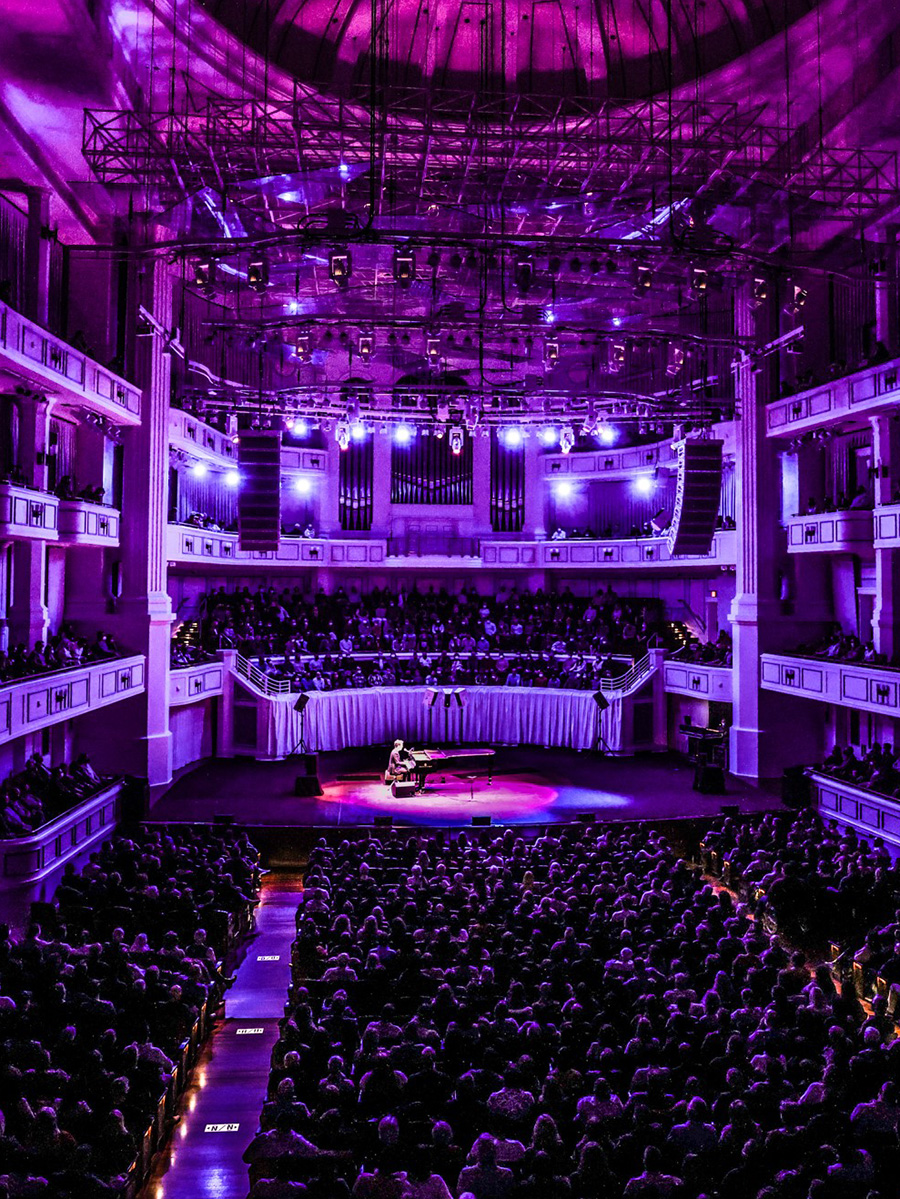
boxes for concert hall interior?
[4,0,900,1196]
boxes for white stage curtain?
[269,686,622,756]
[170,701,213,771]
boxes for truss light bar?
[514,258,533,294]
[634,265,652,296]
[426,337,442,365]
[609,342,627,373]
[295,335,311,362]
[784,285,808,316]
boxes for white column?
[871,413,900,659]
[12,396,54,645]
[522,434,545,539]
[471,433,492,537]
[370,431,392,538]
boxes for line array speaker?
[666,438,724,558]
[238,430,282,551]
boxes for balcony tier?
[481,530,736,570]
[810,771,900,854]
[760,653,900,717]
[0,301,140,425]
[784,509,873,555]
[0,655,145,744]
[170,661,225,706]
[167,525,387,567]
[0,482,58,541]
[58,498,120,547]
[766,358,900,439]
[663,660,733,702]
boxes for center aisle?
[144,875,301,1199]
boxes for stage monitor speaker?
[297,752,318,777]
[238,430,282,551]
[472,815,492,826]
[693,762,726,794]
[374,815,393,827]
[666,438,724,557]
[592,690,609,711]
[294,775,324,797]
[391,780,416,798]
[213,813,235,826]
[576,813,596,824]
[293,693,310,713]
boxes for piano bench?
[391,779,417,798]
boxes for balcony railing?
[766,356,900,439]
[167,524,387,567]
[0,779,123,889]
[784,509,873,555]
[809,770,900,853]
[170,660,225,706]
[874,502,900,549]
[0,481,59,541]
[0,654,145,744]
[481,529,736,569]
[58,498,121,547]
[541,438,678,480]
[663,659,733,702]
[0,300,140,424]
[760,652,900,717]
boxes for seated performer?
[386,739,414,783]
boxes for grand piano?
[409,747,496,792]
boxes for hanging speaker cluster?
[238,430,282,551]
[666,439,724,557]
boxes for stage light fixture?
[634,265,652,295]
[190,461,208,478]
[224,470,241,488]
[633,473,655,496]
[426,337,442,364]
[194,259,217,290]
[559,425,575,455]
[538,426,558,447]
[503,427,524,449]
[784,285,808,316]
[329,252,352,285]
[612,316,623,328]
[609,342,626,373]
[666,344,685,376]
[294,476,312,496]
[545,339,559,364]
[295,418,309,437]
[514,258,533,293]
[394,423,414,446]
[786,335,805,355]
[358,334,374,361]
[690,267,708,294]
[248,257,269,292]
[335,420,350,451]
[597,423,617,445]
[295,334,311,362]
[394,249,416,286]
[350,422,367,441]
[449,426,464,455]
[555,479,574,499]
[751,277,768,308]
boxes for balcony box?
[58,499,120,547]
[0,482,59,541]
[785,509,873,555]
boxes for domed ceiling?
[201,0,814,100]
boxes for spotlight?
[224,470,241,488]
[612,316,623,328]
[190,462,208,478]
[294,476,312,496]
[608,342,626,373]
[666,344,685,377]
[543,308,557,325]
[329,252,352,285]
[295,418,309,438]
[295,335,311,362]
[633,474,655,496]
[597,424,617,445]
[358,334,374,361]
[335,420,350,450]
[338,161,351,179]
[784,284,808,316]
[634,265,652,295]
[538,426,558,447]
[554,480,574,500]
[350,422,367,441]
[751,277,768,309]
[545,339,559,364]
[560,426,575,455]
[194,259,217,290]
[426,337,442,365]
[514,258,533,293]
[503,427,524,449]
[449,426,464,456]
[248,257,268,292]
[394,249,416,286]
[690,267,708,294]
[393,423,414,446]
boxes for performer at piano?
[386,739,414,783]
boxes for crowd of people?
[799,488,872,516]
[0,630,123,686]
[675,631,733,668]
[0,826,261,1195]
[0,752,109,838]
[794,626,888,668]
[52,477,106,504]
[240,823,900,1199]
[819,743,900,802]
[550,515,736,541]
[196,584,669,663]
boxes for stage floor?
[152,748,781,828]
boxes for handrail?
[233,650,658,699]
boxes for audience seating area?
[817,745,900,801]
[0,826,260,1197]
[793,627,888,668]
[239,823,900,1199]
[0,630,124,686]
[0,753,111,838]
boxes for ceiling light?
[545,339,559,364]
[393,423,414,446]
[560,426,575,455]
[597,424,617,445]
[538,426,558,447]
[449,426,464,456]
[394,249,416,286]
[295,335,311,362]
[426,337,442,364]
[190,462,208,478]
[224,470,241,488]
[503,427,524,449]
[294,476,312,495]
[194,259,217,291]
[666,344,685,376]
[358,334,374,361]
[350,422,367,441]
[329,252,352,286]
[633,474,655,496]
[335,420,350,451]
